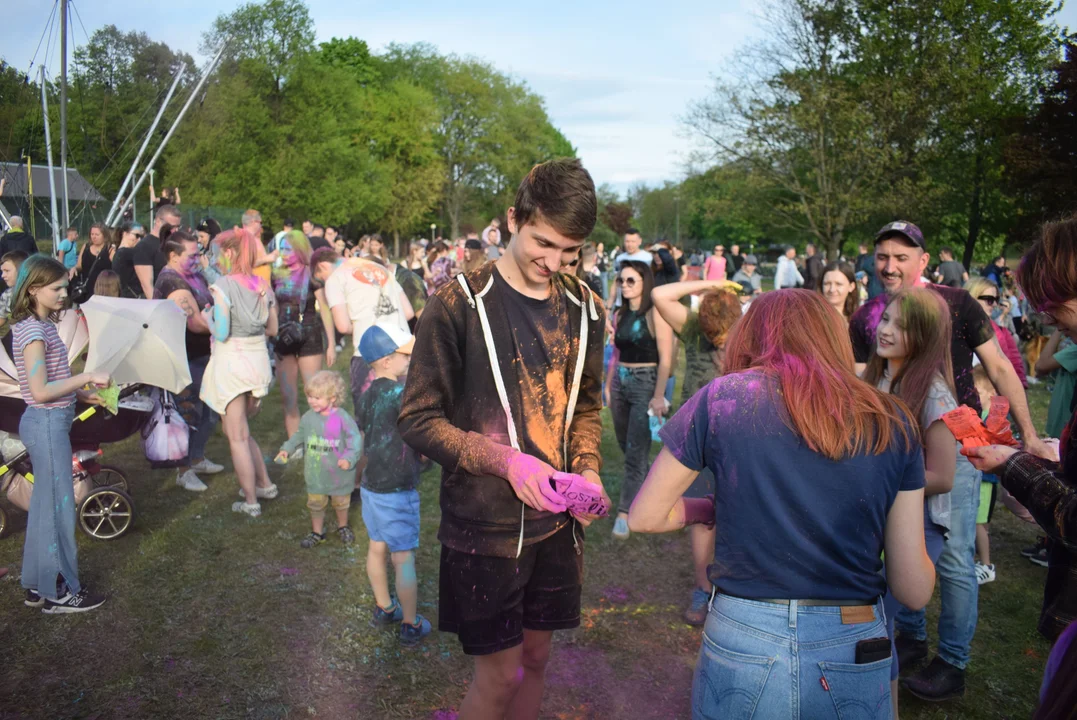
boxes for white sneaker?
[176,470,208,492]
[231,501,262,517]
[612,516,630,540]
[975,562,996,585]
[190,458,224,475]
[237,483,279,500]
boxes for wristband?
[683,496,716,528]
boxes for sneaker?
[373,601,404,626]
[190,458,224,475]
[236,483,279,500]
[400,614,432,646]
[176,470,208,492]
[975,562,996,585]
[300,531,326,548]
[338,526,355,544]
[902,655,966,701]
[684,587,711,626]
[25,590,44,608]
[612,516,630,540]
[41,587,106,614]
[1021,536,1047,558]
[895,633,929,672]
[231,501,262,518]
[1030,546,1049,567]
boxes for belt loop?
[788,599,798,629]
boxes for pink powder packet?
[550,472,610,518]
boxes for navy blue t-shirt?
[659,370,924,601]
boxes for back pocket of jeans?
[692,635,774,720]
[817,659,892,720]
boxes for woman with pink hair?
[200,228,280,517]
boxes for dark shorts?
[275,303,324,358]
[350,355,373,415]
[439,522,584,656]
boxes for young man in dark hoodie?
[399,158,607,719]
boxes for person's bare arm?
[884,488,935,610]
[23,340,108,404]
[265,295,278,337]
[168,288,210,334]
[399,288,415,321]
[649,310,674,418]
[315,288,336,366]
[174,187,181,205]
[1035,330,1065,375]
[628,447,713,533]
[652,280,721,334]
[135,264,154,300]
[976,336,1046,455]
[923,420,956,497]
[331,304,352,336]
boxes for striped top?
[13,316,76,408]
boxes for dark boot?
[894,633,928,672]
[902,655,966,701]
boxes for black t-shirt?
[153,268,212,359]
[112,246,142,298]
[309,236,330,252]
[132,234,165,285]
[729,253,744,272]
[0,231,38,291]
[356,377,420,493]
[492,268,573,468]
[849,284,995,411]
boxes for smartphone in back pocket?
[855,637,892,664]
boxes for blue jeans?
[895,463,981,669]
[883,512,946,679]
[610,366,657,513]
[184,354,218,464]
[694,594,892,719]
[19,404,79,601]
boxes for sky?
[4,0,1076,196]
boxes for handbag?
[71,247,104,303]
[274,280,310,356]
[141,389,189,467]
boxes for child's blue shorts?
[360,487,420,553]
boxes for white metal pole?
[60,0,70,228]
[113,46,224,224]
[105,62,187,225]
[40,67,61,253]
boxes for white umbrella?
[81,296,191,394]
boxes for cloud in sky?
[4,0,1076,195]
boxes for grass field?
[0,349,1057,720]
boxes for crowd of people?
[2,156,1076,719]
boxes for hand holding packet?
[550,472,611,518]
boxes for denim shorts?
[693,594,891,719]
[359,487,419,553]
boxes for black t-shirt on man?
[850,284,995,412]
[132,233,166,286]
[112,246,142,298]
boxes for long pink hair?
[722,289,915,459]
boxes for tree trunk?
[962,148,985,271]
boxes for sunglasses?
[616,277,638,287]
[977,295,998,305]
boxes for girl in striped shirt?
[11,255,110,614]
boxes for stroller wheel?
[91,465,129,491]
[0,505,7,538]
[79,488,135,541]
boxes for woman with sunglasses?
[606,260,673,540]
[964,277,1027,387]
[112,222,146,299]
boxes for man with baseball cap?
[849,220,1050,701]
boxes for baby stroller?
[0,310,152,541]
